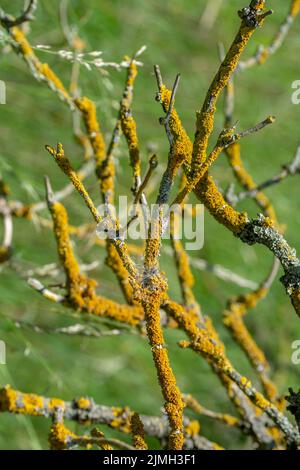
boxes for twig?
[0,385,222,450]
[232,146,300,205]
[14,320,123,338]
[199,0,224,31]
[0,0,37,28]
[28,277,65,303]
[238,0,300,71]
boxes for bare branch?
[0,0,37,28]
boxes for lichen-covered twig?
[238,0,300,71]
[138,75,188,448]
[183,1,273,199]
[222,65,277,222]
[131,413,148,450]
[45,146,138,282]
[40,176,143,326]
[0,385,222,450]
[2,0,300,451]
[49,411,134,450]
[239,215,300,317]
[120,58,141,196]
[13,319,124,339]
[231,146,300,205]
[223,258,280,401]
[184,393,242,429]
[157,72,300,319]
[164,299,300,448]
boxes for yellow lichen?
[75,397,91,410]
[131,412,148,450]
[191,18,263,178]
[0,385,44,416]
[49,422,76,450]
[194,174,248,235]
[75,97,106,169]
[160,85,193,170]
[291,0,300,17]
[223,285,278,403]
[240,376,252,388]
[119,59,141,190]
[110,407,132,434]
[50,200,144,326]
[10,28,71,104]
[11,27,34,57]
[185,420,200,437]
[91,428,113,450]
[105,241,134,304]
[49,398,66,411]
[225,142,277,223]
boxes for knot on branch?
[141,267,167,293]
[217,127,237,148]
[238,4,272,28]
[238,214,272,245]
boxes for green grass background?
[0,0,300,449]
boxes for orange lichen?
[120,113,140,181]
[291,0,300,17]
[91,428,113,450]
[12,204,33,219]
[159,85,193,171]
[75,397,91,410]
[224,286,278,402]
[11,27,34,57]
[172,240,195,303]
[49,398,66,411]
[46,144,102,224]
[131,412,148,450]
[75,97,106,169]
[158,87,249,235]
[10,28,71,104]
[2,0,298,451]
[110,406,132,434]
[0,385,44,416]
[225,142,277,223]
[191,16,265,179]
[164,299,289,436]
[185,420,200,437]
[169,207,199,319]
[194,173,248,235]
[105,241,134,304]
[49,200,144,326]
[141,285,184,450]
[36,63,70,101]
[120,59,141,190]
[166,299,231,372]
[49,422,77,450]
[139,235,184,451]
[184,394,240,429]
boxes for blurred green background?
[0,0,300,449]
